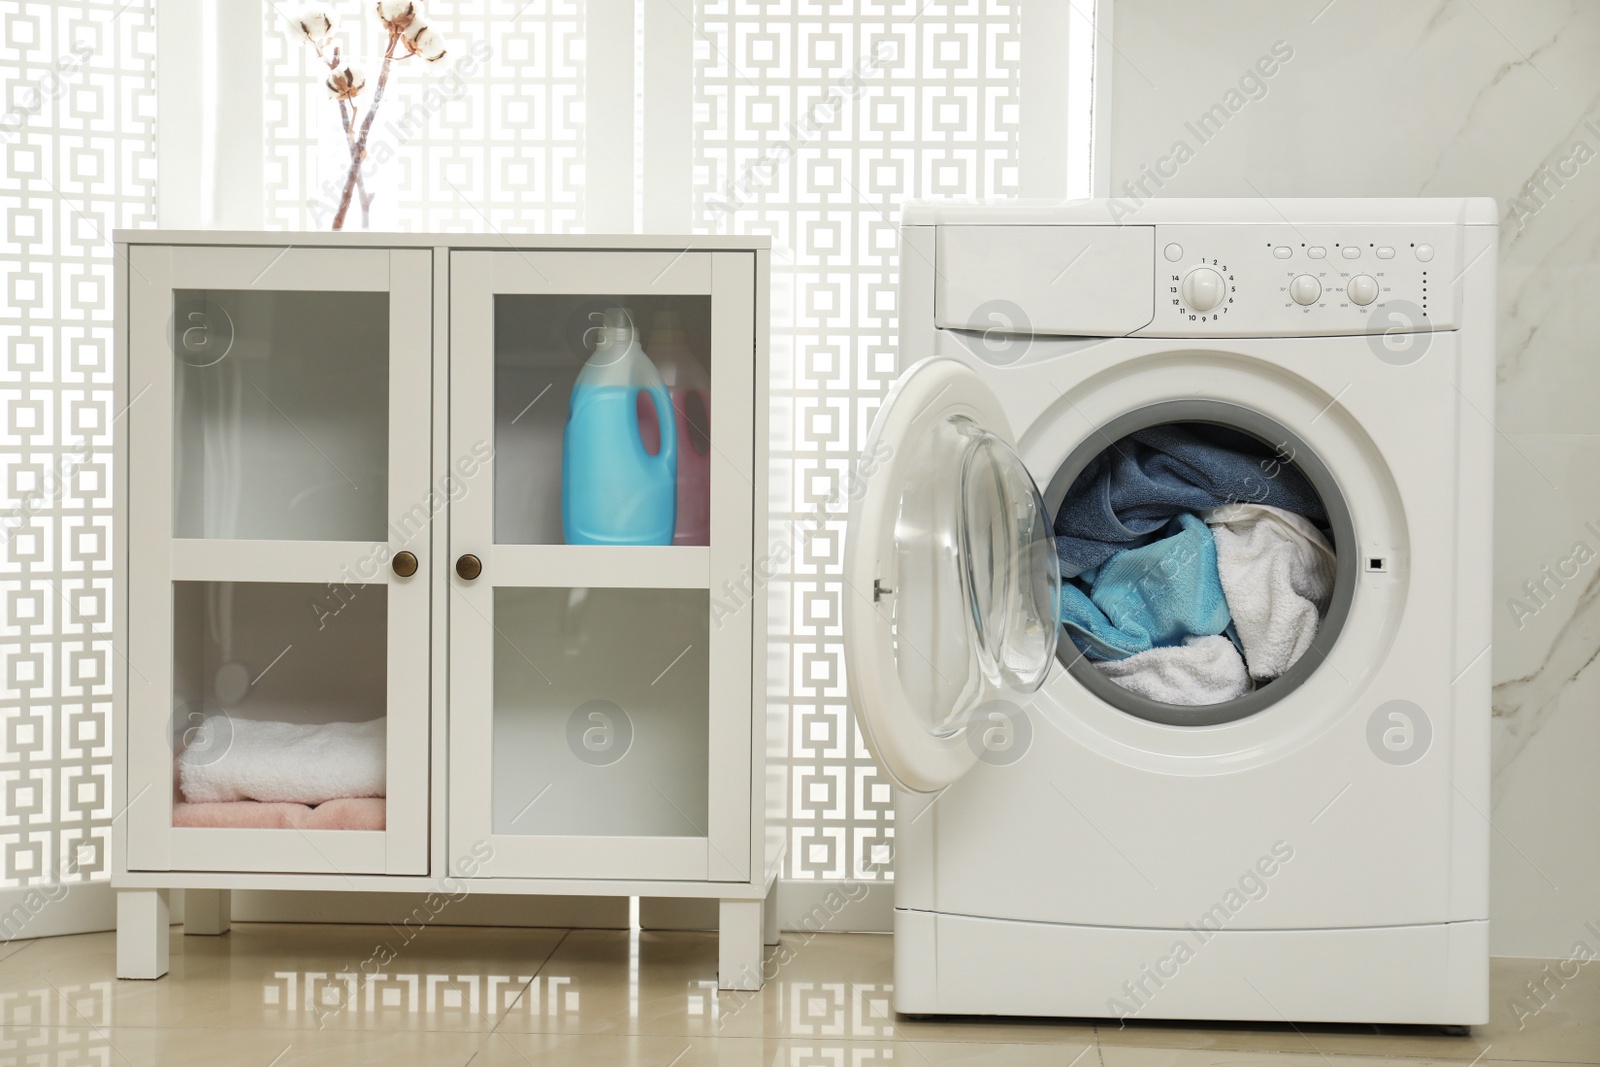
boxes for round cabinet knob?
[1346,274,1379,306]
[455,554,482,581]
[1289,274,1322,306]
[391,550,418,578]
[1181,267,1226,313]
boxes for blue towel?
[1054,423,1327,577]
[1060,513,1232,661]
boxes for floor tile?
[491,929,1098,1048]
[0,923,564,1033]
[1094,1019,1488,1060]
[1097,1050,1566,1067]
[1,1024,490,1067]
[480,1032,1073,1067]
[1479,956,1600,1063]
[0,926,1591,1067]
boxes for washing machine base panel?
[893,908,1488,1025]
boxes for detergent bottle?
[644,310,712,546]
[561,308,678,545]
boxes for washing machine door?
[844,358,1061,793]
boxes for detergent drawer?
[935,225,1156,337]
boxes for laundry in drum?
[1059,512,1231,660]
[1203,502,1336,682]
[1053,423,1327,578]
[1055,422,1337,705]
[1093,635,1252,706]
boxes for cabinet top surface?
[114,230,770,251]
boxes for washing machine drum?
[844,360,1358,792]
[1041,399,1356,728]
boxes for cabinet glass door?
[124,245,431,875]
[448,250,754,881]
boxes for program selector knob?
[1181,267,1226,313]
[1346,274,1379,305]
[1289,274,1321,306]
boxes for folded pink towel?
[172,797,386,831]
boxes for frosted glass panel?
[172,289,389,541]
[171,581,388,829]
[492,587,709,837]
[493,295,712,546]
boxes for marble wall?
[1109,0,1600,958]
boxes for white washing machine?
[844,199,1495,1025]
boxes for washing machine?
[844,199,1495,1025]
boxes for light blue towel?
[1061,513,1232,661]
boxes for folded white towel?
[1202,503,1336,681]
[1095,635,1252,705]
[178,716,386,805]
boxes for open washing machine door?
[844,358,1060,793]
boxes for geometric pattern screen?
[0,0,156,890]
[693,1,1022,881]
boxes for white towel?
[1095,635,1252,705]
[1202,503,1336,681]
[178,716,386,805]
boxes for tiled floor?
[0,923,1594,1066]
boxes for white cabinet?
[447,250,756,883]
[113,233,776,987]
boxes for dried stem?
[332,30,400,231]
[337,97,372,227]
[323,43,372,228]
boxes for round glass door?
[844,358,1059,793]
[890,416,1060,740]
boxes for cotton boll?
[326,63,366,101]
[403,21,447,62]
[294,6,341,45]
[375,0,420,31]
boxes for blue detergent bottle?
[562,307,678,545]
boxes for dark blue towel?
[1055,423,1326,577]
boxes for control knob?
[1181,267,1226,313]
[1289,274,1322,306]
[1346,274,1379,306]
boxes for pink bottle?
[643,311,711,546]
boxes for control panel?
[1138,223,1460,338]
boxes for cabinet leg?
[116,889,170,980]
[718,899,764,991]
[763,879,780,947]
[183,889,231,936]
